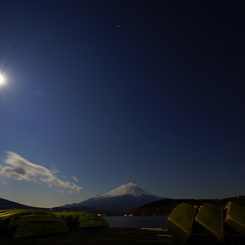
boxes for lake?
[104,216,168,229]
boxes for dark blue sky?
[0,1,244,207]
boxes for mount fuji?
[59,183,167,215]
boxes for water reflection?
[104,216,168,228]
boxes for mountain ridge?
[60,183,166,215]
[133,195,245,216]
[0,198,47,210]
[94,183,161,198]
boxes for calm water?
[104,216,168,228]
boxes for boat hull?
[194,203,224,243]
[224,202,245,234]
[53,211,109,230]
[168,203,197,244]
[0,209,68,238]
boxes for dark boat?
[53,211,109,230]
[167,203,197,244]
[224,201,245,234]
[0,209,68,238]
[194,203,224,243]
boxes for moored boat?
[0,209,68,238]
[167,203,197,244]
[194,203,224,243]
[224,201,245,235]
[13,220,68,238]
[53,211,109,230]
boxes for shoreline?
[0,227,173,245]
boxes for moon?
[0,73,6,86]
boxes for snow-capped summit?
[94,182,160,199]
[61,183,167,215]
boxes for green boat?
[0,209,47,236]
[167,203,197,244]
[194,203,224,243]
[224,201,245,245]
[13,219,68,238]
[53,211,109,230]
[0,209,68,238]
[224,202,245,235]
[78,213,109,228]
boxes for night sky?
[0,1,244,208]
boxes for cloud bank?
[0,151,83,193]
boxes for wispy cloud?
[0,151,83,193]
[71,176,79,183]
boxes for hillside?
[133,195,245,216]
[0,198,46,210]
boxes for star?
[0,73,6,87]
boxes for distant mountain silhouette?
[0,198,47,210]
[133,195,245,216]
[58,183,167,215]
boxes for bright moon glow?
[0,73,5,86]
